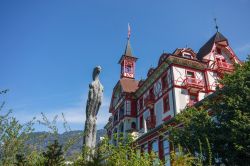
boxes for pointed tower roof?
[124,39,133,57]
[118,38,137,64]
[197,31,229,60]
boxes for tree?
[0,90,35,166]
[15,153,27,166]
[168,107,215,164]
[169,57,250,165]
[43,140,65,166]
[206,56,250,165]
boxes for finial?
[127,23,131,39]
[214,18,219,32]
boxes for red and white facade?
[104,31,241,165]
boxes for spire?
[124,38,133,57]
[118,24,137,64]
[124,23,133,57]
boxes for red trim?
[162,115,172,122]
[136,66,171,99]
[158,136,164,160]
[163,94,170,113]
[138,131,159,145]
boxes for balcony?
[217,61,234,73]
[144,94,155,109]
[184,77,204,93]
[146,115,156,129]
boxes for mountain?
[26,129,106,159]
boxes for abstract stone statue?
[83,66,104,160]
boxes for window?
[163,139,171,166]
[126,101,131,115]
[150,88,154,96]
[187,71,195,78]
[131,122,136,129]
[151,140,160,165]
[189,94,198,105]
[162,74,168,90]
[152,140,159,155]
[143,143,148,153]
[119,123,124,133]
[139,98,143,110]
[190,94,198,102]
[119,106,124,119]
[183,53,192,59]
[163,95,170,113]
[140,116,144,129]
[114,112,118,123]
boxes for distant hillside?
[26,129,106,159]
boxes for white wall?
[199,92,206,101]
[172,66,204,87]
[154,99,163,126]
[206,71,218,91]
[173,87,189,114]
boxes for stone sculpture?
[83,66,104,160]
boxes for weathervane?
[214,18,219,32]
[128,23,131,39]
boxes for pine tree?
[43,139,65,166]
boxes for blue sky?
[0,0,249,133]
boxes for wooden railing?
[184,77,204,89]
[217,61,234,72]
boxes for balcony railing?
[144,94,155,109]
[217,61,234,72]
[146,115,156,129]
[184,77,204,92]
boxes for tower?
[118,38,138,79]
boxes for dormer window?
[183,53,192,59]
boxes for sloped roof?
[118,39,138,64]
[120,78,139,93]
[197,32,228,60]
[124,39,133,57]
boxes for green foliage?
[168,107,215,164]
[97,134,163,166]
[207,57,250,165]
[169,58,250,165]
[43,139,65,166]
[170,145,202,166]
[0,91,35,166]
[15,153,27,166]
